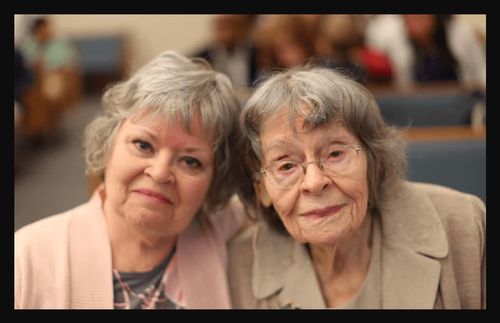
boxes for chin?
[133,211,168,227]
[303,230,345,247]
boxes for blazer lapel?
[278,242,326,309]
[382,243,442,308]
[252,222,326,309]
[380,182,449,309]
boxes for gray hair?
[84,50,242,213]
[240,66,407,231]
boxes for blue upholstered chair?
[376,93,480,127]
[72,36,124,74]
[406,139,486,201]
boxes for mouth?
[132,189,173,204]
[300,204,345,218]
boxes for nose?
[145,154,175,184]
[299,162,330,195]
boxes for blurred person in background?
[314,14,393,85]
[365,14,486,90]
[255,15,316,75]
[19,16,81,146]
[229,66,485,309]
[15,51,247,309]
[296,14,323,43]
[15,49,33,107]
[193,14,259,95]
[14,48,33,171]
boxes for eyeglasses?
[259,143,362,189]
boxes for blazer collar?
[252,181,449,309]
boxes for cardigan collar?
[68,189,114,308]
[177,213,232,308]
[252,181,449,308]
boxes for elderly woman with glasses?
[229,66,485,309]
[15,51,247,309]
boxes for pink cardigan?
[14,189,246,309]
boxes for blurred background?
[14,14,486,231]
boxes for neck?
[309,214,373,307]
[104,202,176,273]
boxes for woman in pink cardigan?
[14,51,247,309]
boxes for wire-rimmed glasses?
[259,143,362,189]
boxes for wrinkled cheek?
[272,188,299,219]
[348,181,369,228]
[274,189,306,242]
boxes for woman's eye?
[276,161,298,173]
[329,150,342,158]
[279,163,294,171]
[328,147,346,159]
[132,139,152,152]
[182,156,202,169]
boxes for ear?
[253,180,273,208]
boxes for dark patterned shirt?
[113,249,183,309]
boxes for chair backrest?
[72,36,124,74]
[376,93,478,127]
[406,139,486,201]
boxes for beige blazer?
[15,189,246,309]
[228,181,486,309]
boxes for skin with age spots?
[258,109,369,246]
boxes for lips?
[301,204,345,218]
[132,189,173,204]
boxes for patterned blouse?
[113,248,185,309]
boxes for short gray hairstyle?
[84,50,242,213]
[239,66,407,232]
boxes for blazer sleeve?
[469,194,486,308]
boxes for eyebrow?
[182,147,211,154]
[128,127,163,145]
[130,125,211,153]
[262,140,293,155]
[130,124,157,138]
[263,134,351,153]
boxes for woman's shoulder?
[407,181,485,234]
[15,205,83,296]
[228,222,257,251]
[207,195,252,242]
[410,182,484,212]
[15,199,99,253]
[405,182,485,308]
[15,209,74,247]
